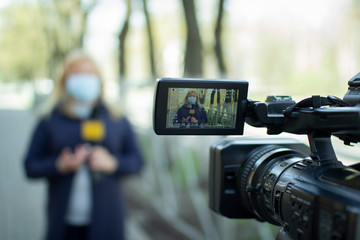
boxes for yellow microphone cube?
[81,120,105,142]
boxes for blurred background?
[1,0,360,239]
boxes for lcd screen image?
[166,88,239,129]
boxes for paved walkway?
[0,110,45,240]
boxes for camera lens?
[238,145,305,225]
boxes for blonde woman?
[24,50,143,240]
[173,90,207,127]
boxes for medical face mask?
[188,97,196,105]
[66,74,101,102]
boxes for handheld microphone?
[81,120,105,143]
[80,109,106,182]
[189,108,196,125]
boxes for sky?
[0,0,11,9]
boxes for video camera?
[153,74,360,240]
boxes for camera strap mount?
[283,95,349,118]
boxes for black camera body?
[210,138,360,240]
[153,73,360,240]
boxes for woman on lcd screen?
[173,90,207,127]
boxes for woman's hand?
[190,117,198,124]
[56,145,90,174]
[88,146,118,174]
[182,116,190,123]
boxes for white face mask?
[66,74,101,102]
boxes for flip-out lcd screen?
[153,78,248,135]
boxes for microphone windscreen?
[81,120,105,142]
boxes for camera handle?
[246,95,345,135]
[247,96,349,167]
[307,131,342,167]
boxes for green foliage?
[0,4,49,81]
[0,1,92,83]
[207,109,231,126]
[172,148,201,186]
[255,29,296,88]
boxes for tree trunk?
[214,0,227,77]
[143,0,157,80]
[118,0,131,82]
[181,0,203,77]
[39,0,96,79]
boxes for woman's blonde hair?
[38,49,121,118]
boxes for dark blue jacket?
[24,104,143,240]
[174,104,207,127]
